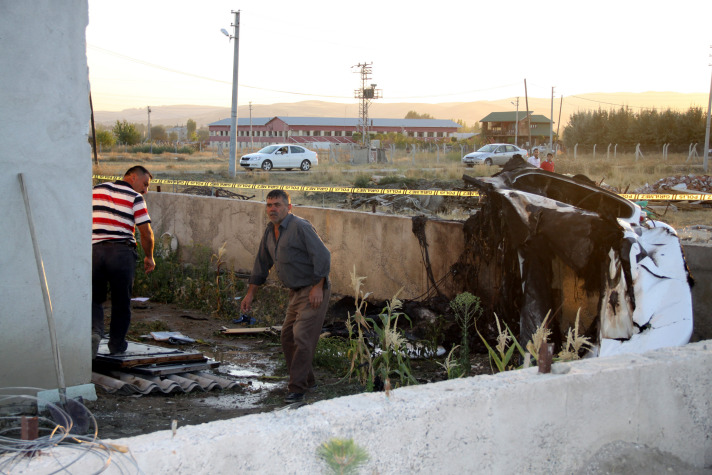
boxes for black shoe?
[284,392,305,403]
[108,339,128,355]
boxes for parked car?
[462,144,528,167]
[240,144,318,171]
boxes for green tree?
[95,129,115,148]
[151,125,167,142]
[196,127,209,142]
[187,119,197,140]
[112,120,141,145]
[404,110,434,119]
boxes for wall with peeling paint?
[145,192,465,302]
[18,341,712,473]
[0,2,92,390]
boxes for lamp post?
[221,10,240,177]
[511,98,519,146]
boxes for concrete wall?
[146,192,464,302]
[18,341,712,473]
[146,193,712,341]
[0,1,92,389]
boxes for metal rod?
[18,173,67,405]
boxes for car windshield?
[258,145,280,154]
[477,145,498,153]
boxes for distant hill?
[93,92,710,131]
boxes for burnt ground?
[85,297,491,440]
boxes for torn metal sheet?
[457,158,693,357]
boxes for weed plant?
[317,438,369,475]
[314,337,350,374]
[449,292,483,377]
[133,237,244,319]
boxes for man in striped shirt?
[92,166,155,356]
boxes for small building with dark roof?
[479,111,553,148]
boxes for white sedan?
[462,144,528,167]
[240,144,318,171]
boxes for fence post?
[574,143,578,159]
[614,144,618,159]
[607,143,612,159]
[635,143,643,160]
[593,143,596,159]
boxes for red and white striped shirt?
[92,180,151,244]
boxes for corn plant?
[437,345,462,379]
[368,293,418,390]
[345,267,374,390]
[557,309,593,361]
[477,313,529,373]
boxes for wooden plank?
[221,325,282,335]
[129,360,220,376]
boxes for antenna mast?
[353,62,381,148]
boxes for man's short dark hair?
[266,189,291,204]
[547,153,554,158]
[125,165,153,179]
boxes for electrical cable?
[0,388,142,475]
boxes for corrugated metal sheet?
[92,371,240,395]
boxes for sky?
[86,0,712,112]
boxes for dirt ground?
[85,298,489,440]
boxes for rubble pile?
[634,175,712,193]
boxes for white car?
[462,144,528,167]
[240,144,318,171]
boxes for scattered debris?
[145,331,195,344]
[181,186,254,200]
[91,340,235,396]
[221,325,283,335]
[633,175,712,194]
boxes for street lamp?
[221,11,240,177]
[510,98,519,146]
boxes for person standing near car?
[241,189,331,404]
[528,147,541,167]
[541,152,555,172]
[91,166,155,357]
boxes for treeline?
[562,107,707,153]
[90,118,209,150]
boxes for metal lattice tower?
[353,62,381,148]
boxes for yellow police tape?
[92,175,712,201]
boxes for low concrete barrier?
[18,340,712,473]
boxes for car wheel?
[261,160,273,171]
[300,160,311,171]
[466,164,474,168]
[484,158,493,166]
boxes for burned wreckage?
[454,159,693,357]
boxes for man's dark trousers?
[92,242,138,353]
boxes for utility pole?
[249,102,254,150]
[524,79,532,151]
[704,45,711,173]
[511,97,519,146]
[147,106,152,154]
[222,10,240,177]
[353,62,381,149]
[549,87,555,153]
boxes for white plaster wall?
[0,1,92,389]
[15,341,712,473]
